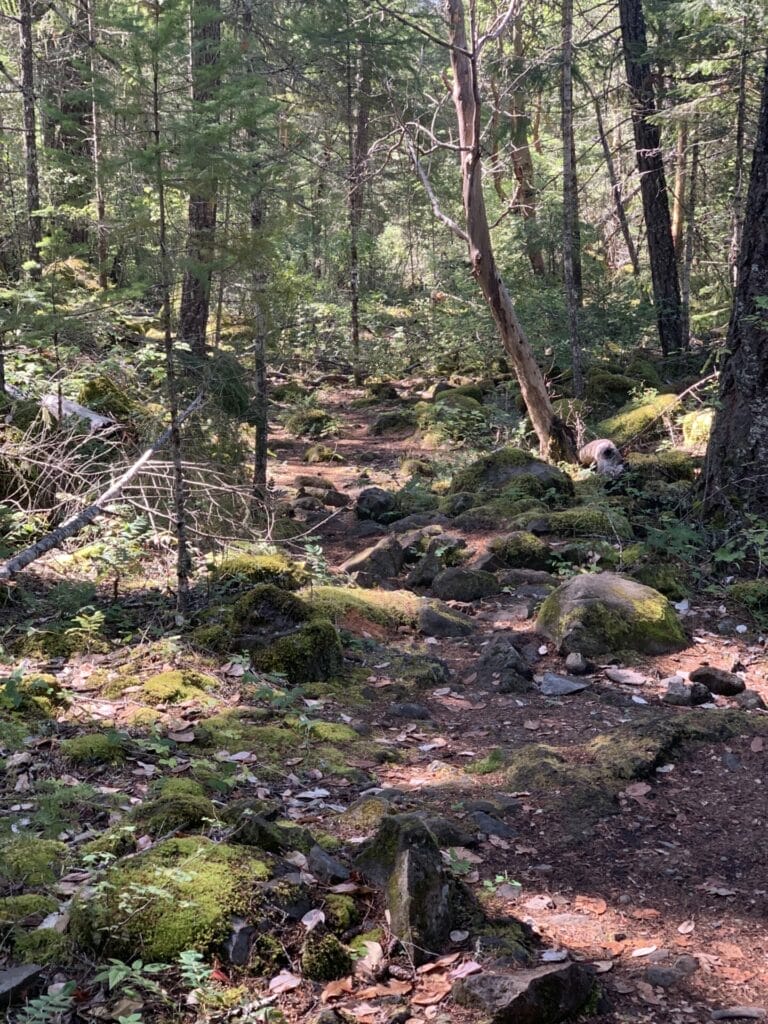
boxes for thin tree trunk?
[443,0,575,461]
[561,0,583,397]
[19,0,42,279]
[179,0,221,358]
[85,0,108,290]
[729,18,748,290]
[590,88,640,275]
[670,120,687,259]
[346,27,370,386]
[152,9,193,613]
[509,16,545,276]
[619,0,683,354]
[680,138,698,348]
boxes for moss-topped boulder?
[625,450,696,484]
[141,669,217,705]
[60,731,128,764]
[680,408,714,450]
[490,532,553,570]
[284,407,336,438]
[584,368,637,411]
[132,784,216,837]
[537,572,686,656]
[1,837,67,885]
[431,567,499,602]
[78,375,135,418]
[598,393,678,446]
[448,447,573,498]
[70,837,270,960]
[371,409,417,436]
[300,933,354,981]
[210,551,309,591]
[519,505,633,541]
[303,585,421,628]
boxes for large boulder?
[536,572,686,656]
[356,487,397,522]
[418,601,477,637]
[448,447,573,498]
[453,963,594,1024]
[476,634,534,693]
[431,567,500,602]
[340,536,404,585]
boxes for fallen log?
[4,383,118,432]
[0,394,204,582]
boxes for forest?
[1,0,768,1021]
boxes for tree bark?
[85,0,108,290]
[670,120,687,259]
[703,58,768,513]
[443,0,575,461]
[179,0,221,357]
[561,0,583,397]
[618,0,683,354]
[590,87,640,275]
[729,18,748,291]
[680,137,698,348]
[19,0,42,278]
[508,17,545,276]
[346,26,370,386]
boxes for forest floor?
[2,372,768,1024]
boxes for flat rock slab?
[0,965,43,1008]
[689,666,746,696]
[604,667,648,686]
[453,963,594,1024]
[538,673,588,696]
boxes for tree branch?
[403,135,469,243]
[477,0,523,55]
[371,0,471,57]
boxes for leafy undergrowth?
[2,368,768,1024]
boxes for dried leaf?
[417,953,460,974]
[523,719,541,731]
[574,895,607,916]
[321,977,353,1003]
[751,737,764,752]
[301,908,325,931]
[623,782,652,800]
[631,908,661,920]
[269,970,301,993]
[592,960,614,973]
[636,980,663,1004]
[358,981,413,998]
[450,960,482,979]
[412,975,452,1006]
[631,946,658,958]
[677,919,695,934]
[355,940,384,975]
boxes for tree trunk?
[680,137,698,348]
[509,16,545,276]
[19,0,42,278]
[729,19,748,291]
[346,28,370,386]
[561,0,583,397]
[444,0,575,461]
[178,0,221,358]
[703,58,768,513]
[618,0,683,355]
[590,88,640,275]
[85,0,108,290]
[670,120,687,259]
[152,8,193,613]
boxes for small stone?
[476,634,533,694]
[307,845,350,884]
[453,963,594,1024]
[689,666,746,696]
[605,667,648,686]
[356,486,396,522]
[468,811,515,838]
[418,602,476,638]
[539,672,588,696]
[662,679,694,706]
[0,965,43,1008]
[721,752,742,771]
[690,682,713,705]
[431,567,500,602]
[225,916,255,966]
[388,702,432,721]
[564,652,590,675]
[734,689,767,710]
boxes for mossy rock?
[272,381,310,403]
[584,369,637,411]
[301,933,354,981]
[537,572,686,656]
[324,894,360,933]
[340,795,394,832]
[13,928,70,965]
[631,562,689,601]
[680,408,714,450]
[490,532,553,570]
[728,579,768,616]
[394,482,440,517]
[371,409,417,436]
[367,380,400,401]
[448,447,573,498]
[624,355,663,389]
[220,798,314,853]
[465,748,506,775]
[60,731,127,764]
[77,375,135,418]
[17,627,108,659]
[0,894,58,927]
[401,458,435,479]
[210,551,309,591]
[434,383,486,404]
[598,393,678,446]
[416,396,490,444]
[302,585,421,628]
[251,618,343,685]
[520,506,633,541]
[132,791,216,837]
[284,407,335,438]
[70,836,270,960]
[304,444,343,464]
[1,837,67,885]
[141,669,217,705]
[625,450,696,484]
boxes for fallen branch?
[4,383,118,432]
[0,394,205,582]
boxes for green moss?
[20,673,65,703]
[272,381,309,402]
[521,506,633,540]
[132,792,216,836]
[252,619,343,685]
[416,395,490,444]
[325,894,360,933]
[401,458,435,479]
[210,551,309,591]
[232,583,311,625]
[632,562,689,600]
[598,393,678,446]
[303,585,421,627]
[1,837,67,885]
[449,447,573,498]
[250,933,286,974]
[465,747,506,776]
[340,796,392,832]
[78,375,135,418]
[285,407,336,438]
[371,409,417,435]
[350,927,384,957]
[190,623,230,653]
[17,627,108,659]
[624,355,663,389]
[434,384,486,404]
[300,933,354,981]
[584,369,636,410]
[304,443,343,464]
[125,707,162,729]
[490,532,553,570]
[680,408,714,449]
[394,482,440,516]
[625,450,696,484]
[60,731,127,764]
[13,928,70,965]
[70,836,270,960]
[729,579,768,616]
[0,894,58,926]
[141,669,217,705]
[310,721,358,743]
[80,825,137,860]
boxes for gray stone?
[499,568,557,587]
[469,811,515,838]
[452,963,594,1024]
[225,916,255,965]
[390,512,451,532]
[356,486,397,522]
[418,601,476,637]
[431,567,500,602]
[689,666,746,697]
[734,689,767,710]
[388,702,432,721]
[353,521,387,539]
[564,652,591,675]
[690,682,713,705]
[407,536,467,589]
[0,965,43,1008]
[538,673,588,696]
[643,955,699,989]
[662,679,695,706]
[605,667,648,686]
[476,634,534,694]
[341,536,404,584]
[537,573,686,656]
[308,845,350,883]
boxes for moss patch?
[303,585,421,627]
[13,928,70,965]
[1,837,67,885]
[729,579,768,617]
[625,450,696,484]
[252,618,343,685]
[490,532,553,570]
[598,393,678,446]
[210,551,309,591]
[301,933,354,981]
[449,447,573,498]
[465,748,506,775]
[60,731,127,764]
[0,894,58,926]
[285,407,336,438]
[141,669,217,705]
[680,408,713,450]
[522,506,633,541]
